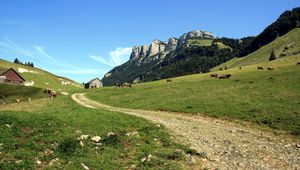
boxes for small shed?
[0,68,26,85]
[85,78,103,89]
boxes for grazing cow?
[257,67,264,70]
[297,62,300,65]
[123,82,132,88]
[218,74,232,79]
[210,73,218,78]
[115,82,123,88]
[43,89,53,94]
[267,67,275,70]
[166,79,173,82]
[50,91,57,98]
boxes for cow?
[115,82,123,88]
[218,74,232,79]
[297,62,300,65]
[166,79,173,82]
[258,67,264,70]
[123,82,132,88]
[50,91,57,98]
[210,73,218,78]
[267,67,275,70]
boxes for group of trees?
[13,58,34,67]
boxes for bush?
[58,138,80,155]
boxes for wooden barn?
[85,78,103,89]
[0,68,26,85]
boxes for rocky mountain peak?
[129,30,216,62]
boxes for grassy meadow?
[0,94,200,169]
[0,59,83,91]
[87,55,300,136]
[212,28,300,71]
[0,84,47,104]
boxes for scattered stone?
[80,141,84,147]
[15,98,20,103]
[4,124,11,128]
[229,129,237,133]
[75,130,82,135]
[61,92,69,96]
[78,135,89,140]
[36,159,42,165]
[91,136,101,143]
[285,144,292,147]
[44,149,54,155]
[141,154,153,163]
[49,158,59,166]
[81,163,90,170]
[129,164,137,169]
[296,143,300,148]
[15,160,23,164]
[186,154,196,165]
[28,97,31,102]
[125,131,139,137]
[0,143,3,146]
[107,132,115,137]
[156,124,161,128]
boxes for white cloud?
[90,47,132,67]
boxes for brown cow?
[50,91,57,98]
[166,79,173,82]
[115,82,123,88]
[218,74,232,79]
[297,62,300,65]
[267,67,275,70]
[210,73,218,78]
[257,67,264,70]
[123,82,132,88]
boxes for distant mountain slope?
[211,27,300,71]
[0,59,82,91]
[239,7,300,57]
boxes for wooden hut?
[0,68,26,85]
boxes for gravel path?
[72,93,300,169]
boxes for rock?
[186,154,196,165]
[107,132,115,137]
[141,154,153,163]
[61,92,69,96]
[36,159,42,165]
[156,124,161,128]
[81,163,90,170]
[80,140,84,147]
[15,160,23,164]
[178,30,216,46]
[166,37,178,51]
[78,135,89,140]
[296,143,300,148]
[91,136,101,143]
[15,98,20,103]
[49,158,59,166]
[130,164,137,169]
[125,131,139,137]
[4,124,11,128]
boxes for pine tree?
[13,58,21,64]
[269,50,276,61]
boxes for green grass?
[0,95,199,169]
[87,55,300,136]
[0,59,83,91]
[215,28,300,69]
[187,39,213,47]
[0,84,47,104]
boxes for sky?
[0,0,299,83]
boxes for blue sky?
[0,0,299,83]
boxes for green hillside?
[211,28,300,71]
[87,55,300,136]
[0,59,83,91]
[0,84,47,104]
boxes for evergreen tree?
[13,58,21,64]
[269,50,276,61]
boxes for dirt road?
[72,93,300,169]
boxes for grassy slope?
[0,95,199,169]
[0,59,82,91]
[211,28,300,71]
[87,55,300,135]
[187,39,212,47]
[0,84,47,104]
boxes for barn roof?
[87,78,101,84]
[0,68,26,81]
